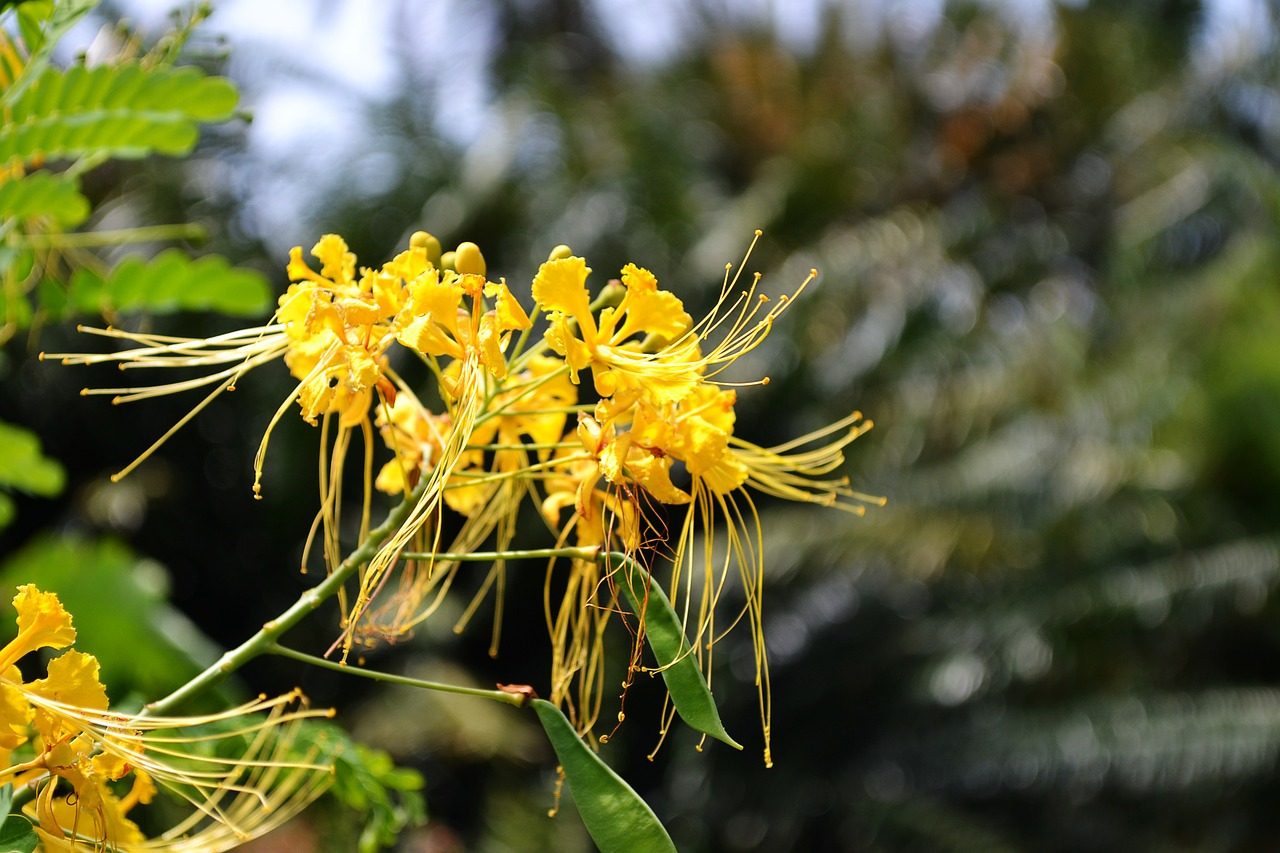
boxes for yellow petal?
[492,281,532,332]
[312,233,356,283]
[375,459,411,495]
[701,452,750,494]
[613,287,691,344]
[395,272,465,358]
[0,666,31,750]
[29,650,109,714]
[285,245,317,282]
[544,316,592,383]
[680,414,731,477]
[477,313,509,379]
[0,585,76,672]
[444,480,489,516]
[627,452,691,504]
[620,262,659,294]
[532,257,597,343]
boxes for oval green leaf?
[608,553,742,749]
[530,698,676,853]
[0,813,38,853]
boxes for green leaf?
[71,249,271,316]
[0,289,32,330]
[0,62,239,162]
[531,698,676,853]
[0,782,34,853]
[0,814,37,853]
[0,419,64,498]
[609,553,742,749]
[15,3,55,56]
[35,274,67,321]
[3,0,97,107]
[0,248,33,279]
[65,264,103,312]
[307,723,426,853]
[0,170,88,225]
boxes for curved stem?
[400,546,599,563]
[144,477,430,716]
[265,643,529,707]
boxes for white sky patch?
[1193,0,1273,75]
[591,0,689,65]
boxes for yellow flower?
[0,584,77,672]
[374,393,454,496]
[533,257,696,403]
[0,587,334,853]
[22,691,332,853]
[275,234,404,429]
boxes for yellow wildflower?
[0,586,334,852]
[533,257,696,402]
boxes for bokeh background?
[6,0,1280,850]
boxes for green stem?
[400,546,599,562]
[266,643,528,707]
[19,223,207,249]
[144,477,429,716]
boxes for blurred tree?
[9,0,1280,850]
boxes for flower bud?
[547,244,573,262]
[410,230,442,268]
[454,241,486,276]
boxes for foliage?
[9,0,1280,851]
[308,725,426,853]
[0,0,270,346]
[0,535,218,700]
[0,421,61,531]
[0,786,35,853]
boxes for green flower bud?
[410,230,443,268]
[454,241,486,276]
[547,244,573,262]
[440,251,457,271]
[598,280,625,308]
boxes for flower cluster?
[48,231,880,759]
[0,586,332,851]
